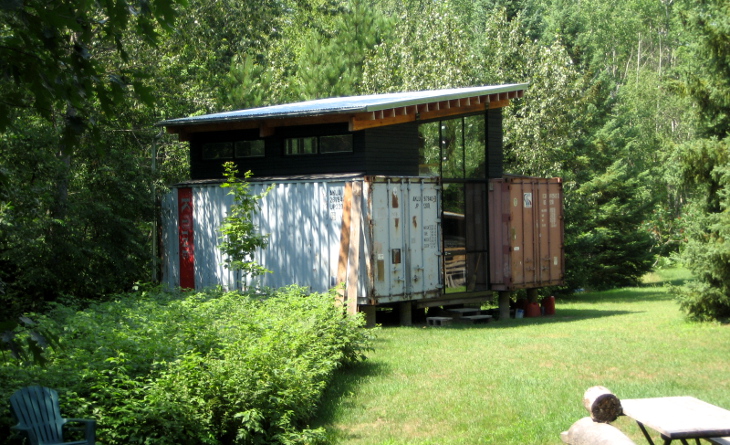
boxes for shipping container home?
[159,84,564,325]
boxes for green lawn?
[313,268,730,444]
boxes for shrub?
[0,286,371,444]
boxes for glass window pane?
[235,140,265,158]
[285,137,317,155]
[465,114,486,179]
[442,182,466,291]
[201,142,233,160]
[418,121,440,176]
[320,134,353,153]
[441,118,464,179]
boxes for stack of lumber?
[561,386,635,445]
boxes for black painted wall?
[188,109,503,180]
[487,108,503,179]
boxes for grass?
[313,268,730,444]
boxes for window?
[235,140,265,158]
[418,122,440,176]
[285,137,317,155]
[441,119,464,179]
[285,134,353,155]
[417,114,486,179]
[320,134,353,153]
[202,142,233,160]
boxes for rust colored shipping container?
[488,177,564,290]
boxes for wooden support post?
[346,182,363,315]
[361,305,377,328]
[499,291,511,320]
[399,302,412,326]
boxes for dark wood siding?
[487,108,503,178]
[190,124,367,179]
[189,122,420,179]
[363,123,420,176]
[189,112,500,180]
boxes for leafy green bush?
[0,286,371,444]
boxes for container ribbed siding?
[488,177,565,290]
[161,176,443,305]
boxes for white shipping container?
[161,175,442,306]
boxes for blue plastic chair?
[10,386,95,445]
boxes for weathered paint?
[161,176,442,305]
[368,177,442,303]
[177,187,195,289]
[488,177,564,290]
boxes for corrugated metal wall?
[160,176,443,305]
[488,177,565,290]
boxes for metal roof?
[159,83,528,128]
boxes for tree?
[0,0,186,316]
[670,0,730,320]
[218,162,271,281]
[362,0,474,92]
[0,0,183,135]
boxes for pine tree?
[672,0,730,320]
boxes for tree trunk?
[561,417,636,445]
[583,386,623,423]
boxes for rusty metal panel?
[488,177,564,290]
[488,180,509,288]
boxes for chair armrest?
[64,418,96,443]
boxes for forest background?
[1,0,729,320]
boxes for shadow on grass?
[567,287,676,304]
[310,359,391,435]
[439,307,638,330]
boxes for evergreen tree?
[671,0,730,320]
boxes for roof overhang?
[160,83,528,141]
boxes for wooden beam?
[349,113,415,131]
[336,182,353,306]
[418,101,487,121]
[346,181,363,315]
[259,124,274,138]
[488,99,511,109]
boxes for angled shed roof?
[161,83,528,140]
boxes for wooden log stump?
[583,386,623,423]
[561,417,636,445]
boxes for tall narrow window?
[441,118,464,179]
[418,122,440,176]
[465,114,486,179]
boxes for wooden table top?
[622,397,730,440]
